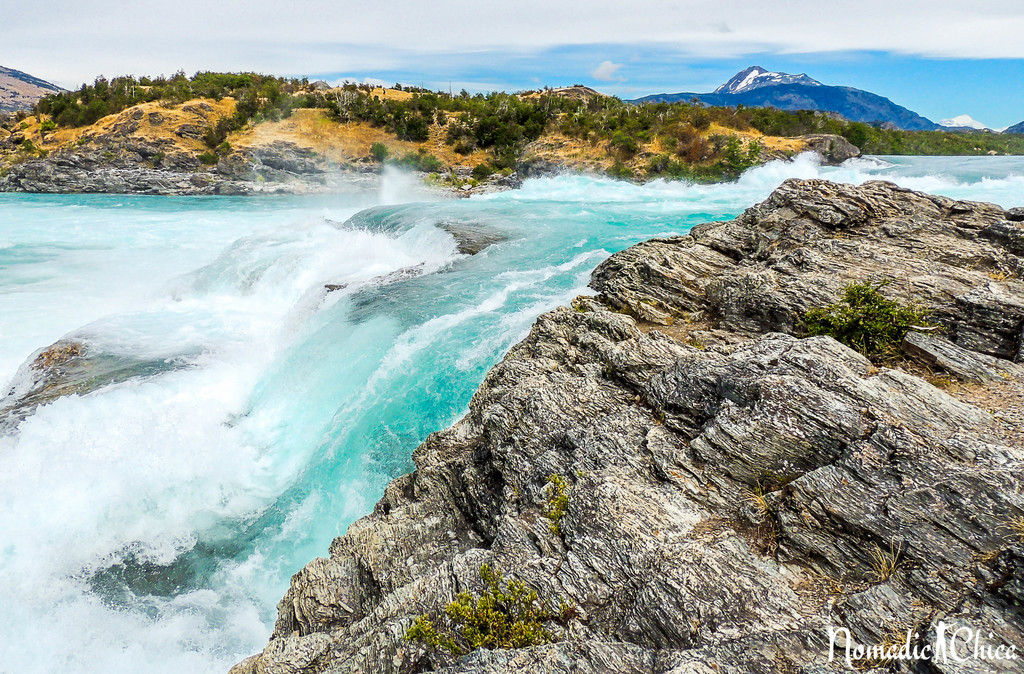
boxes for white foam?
[3,154,1024,673]
[0,191,459,674]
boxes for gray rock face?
[239,178,1023,673]
[902,330,1024,383]
[798,134,861,165]
[0,140,360,195]
[0,339,190,433]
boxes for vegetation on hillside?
[24,71,1024,184]
[34,72,317,129]
[745,107,1024,155]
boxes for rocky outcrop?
[0,339,189,433]
[0,137,373,195]
[232,179,1024,673]
[797,134,861,165]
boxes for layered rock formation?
[234,179,1024,673]
[0,136,369,196]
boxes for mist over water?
[1,155,1023,673]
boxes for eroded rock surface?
[233,179,1024,674]
[797,135,861,165]
[0,339,191,433]
[0,138,374,195]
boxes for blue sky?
[5,0,1024,127]
[314,47,1024,129]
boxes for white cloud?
[591,60,625,82]
[3,1,1024,87]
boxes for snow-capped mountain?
[713,66,822,95]
[633,66,939,131]
[939,115,989,130]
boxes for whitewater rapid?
[1,155,1022,673]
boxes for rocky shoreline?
[0,143,521,198]
[232,178,1024,673]
[0,106,855,196]
[0,106,521,197]
[0,137,424,196]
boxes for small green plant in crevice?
[802,281,935,361]
[543,473,570,535]
[404,564,561,656]
[684,335,706,350]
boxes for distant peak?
[714,66,822,95]
[939,114,989,130]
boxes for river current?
[1,154,1022,672]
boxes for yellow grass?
[17,98,237,154]
[707,122,807,153]
[2,87,808,179]
[232,108,489,168]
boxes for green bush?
[39,119,57,133]
[691,108,712,130]
[609,130,639,159]
[405,564,561,656]
[802,281,935,360]
[369,142,389,161]
[471,163,493,180]
[543,474,570,535]
[198,151,219,165]
[608,161,634,180]
[389,150,443,173]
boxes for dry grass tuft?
[868,540,903,583]
[743,484,772,518]
[1002,516,1024,543]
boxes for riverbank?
[0,92,852,197]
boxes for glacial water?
[1,155,1023,673]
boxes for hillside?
[0,76,829,195]
[1006,121,1024,134]
[0,66,62,113]
[635,66,939,131]
[6,70,1023,196]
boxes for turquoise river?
[1,154,1023,672]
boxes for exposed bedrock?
[233,179,1024,674]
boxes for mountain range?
[634,66,944,131]
[0,66,63,113]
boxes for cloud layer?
[5,0,1024,87]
